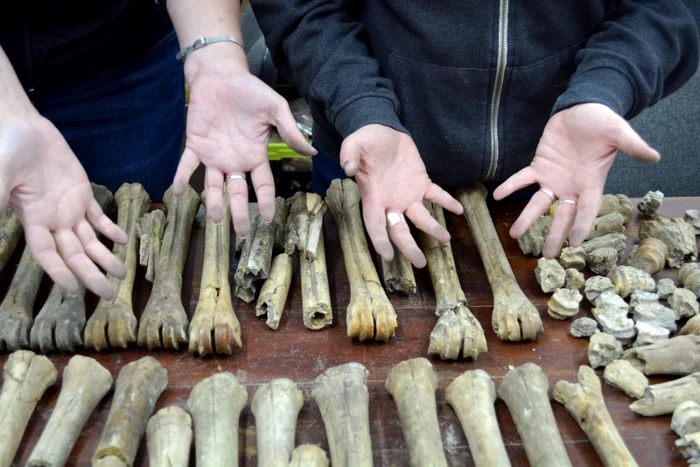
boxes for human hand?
[341,124,463,268]
[493,103,659,258]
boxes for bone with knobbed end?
[686,209,700,234]
[639,217,697,268]
[580,233,627,256]
[187,372,248,467]
[256,253,294,330]
[0,207,22,275]
[381,244,416,295]
[637,190,664,216]
[138,209,166,282]
[312,362,372,467]
[252,378,304,467]
[0,350,57,466]
[458,184,543,341]
[301,229,332,330]
[631,372,700,416]
[285,193,325,260]
[419,201,487,359]
[85,183,151,351]
[326,179,397,341]
[93,357,168,466]
[385,358,447,467]
[497,363,572,467]
[289,445,329,467]
[622,335,700,375]
[603,359,648,399]
[554,366,638,467]
[138,185,200,351]
[586,212,626,240]
[680,262,700,298]
[518,215,552,256]
[446,370,511,467]
[672,401,700,437]
[27,355,113,467]
[608,265,656,298]
[146,406,192,467]
[190,189,241,355]
[626,238,667,275]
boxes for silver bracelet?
[176,36,244,63]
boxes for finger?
[227,174,250,238]
[271,97,317,157]
[614,123,660,164]
[543,200,577,258]
[569,186,605,246]
[87,199,127,245]
[173,147,201,196]
[25,225,79,295]
[54,228,115,300]
[339,138,361,177]
[405,202,450,243]
[250,163,276,223]
[493,166,538,200]
[362,201,393,261]
[74,219,126,279]
[387,218,426,269]
[424,183,463,215]
[205,167,225,223]
[509,189,554,239]
[0,186,8,214]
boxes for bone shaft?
[381,245,416,294]
[113,189,149,302]
[202,203,231,291]
[257,253,293,329]
[0,208,22,273]
[253,381,303,467]
[301,230,332,330]
[304,196,326,260]
[146,407,192,467]
[578,408,635,466]
[4,246,44,314]
[157,195,199,276]
[632,373,700,416]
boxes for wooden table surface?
[1,196,698,467]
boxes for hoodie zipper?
[486,0,509,180]
[23,0,35,95]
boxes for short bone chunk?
[535,258,566,293]
[622,335,700,375]
[608,266,656,298]
[301,230,332,330]
[589,332,623,369]
[639,217,697,268]
[637,190,664,216]
[581,233,627,256]
[547,288,582,320]
[677,432,700,464]
[289,445,329,467]
[0,207,22,274]
[586,212,626,240]
[559,246,587,271]
[146,406,193,467]
[627,238,667,275]
[603,359,648,399]
[630,372,700,416]
[685,209,700,234]
[381,244,416,295]
[256,253,294,330]
[669,288,699,319]
[518,215,552,256]
[680,262,700,298]
[672,401,700,437]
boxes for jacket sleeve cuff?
[331,93,408,138]
[552,66,637,118]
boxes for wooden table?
[1,197,698,466]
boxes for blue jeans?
[35,30,185,203]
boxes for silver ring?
[225,174,245,184]
[386,212,405,229]
[560,199,577,206]
[539,187,556,202]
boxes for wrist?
[183,41,249,83]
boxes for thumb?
[271,98,317,157]
[614,123,660,165]
[339,138,361,177]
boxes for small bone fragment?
[235,208,260,302]
[639,217,697,267]
[312,363,372,467]
[560,246,587,271]
[631,372,700,416]
[138,185,200,350]
[252,378,304,467]
[0,350,57,466]
[187,372,248,467]
[571,317,600,338]
[553,366,638,467]
[591,298,636,344]
[681,263,700,298]
[146,406,192,467]
[0,246,43,350]
[381,245,416,295]
[535,257,566,293]
[547,288,582,320]
[85,183,150,350]
[677,432,700,464]
[669,288,699,319]
[518,215,552,256]
[138,209,167,282]
[585,276,617,303]
[289,445,329,467]
[673,401,700,437]
[594,291,629,310]
[497,363,572,467]
[256,253,294,330]
[446,370,511,467]
[581,233,627,256]
[458,184,543,341]
[93,357,168,466]
[586,212,626,240]
[616,194,636,224]
[608,265,656,298]
[597,194,634,224]
[0,208,22,274]
[685,209,700,234]
[632,303,676,332]
[285,193,326,260]
[589,247,618,275]
[633,322,669,347]
[637,190,664,216]
[627,238,667,275]
[630,290,659,309]
[274,197,290,251]
[623,335,700,375]
[657,278,678,299]
[603,359,648,399]
[564,268,585,290]
[420,201,487,359]
[301,230,332,330]
[589,333,623,368]
[326,179,397,341]
[28,355,113,467]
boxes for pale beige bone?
[93,357,168,466]
[381,244,416,295]
[559,246,587,271]
[603,359,648,399]
[446,370,511,467]
[672,401,700,437]
[597,194,634,224]
[497,363,572,467]
[630,372,700,416]
[0,246,43,351]
[138,209,167,282]
[547,288,582,320]
[588,248,618,276]
[616,194,636,224]
[621,335,700,375]
[626,238,667,275]
[85,183,150,350]
[680,263,700,298]
[289,444,329,467]
[553,366,638,467]
[580,233,627,256]
[285,193,326,261]
[256,253,294,330]
[639,217,697,268]
[685,209,700,234]
[637,190,664,216]
[301,230,332,330]
[518,215,552,256]
[0,350,57,466]
[312,362,372,467]
[187,372,248,467]
[457,184,543,341]
[608,265,656,298]
[677,432,700,464]
[586,212,626,240]
[326,179,397,341]
[146,406,193,467]
[0,207,22,275]
[252,378,304,467]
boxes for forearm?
[0,47,38,122]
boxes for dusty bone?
[591,294,636,344]
[285,193,326,260]
[616,194,636,224]
[458,184,543,341]
[93,357,168,466]
[312,362,372,467]
[598,194,634,224]
[381,244,416,295]
[386,358,447,467]
[630,290,659,309]
[627,238,667,275]
[633,322,669,347]
[677,432,700,464]
[497,363,572,467]
[547,288,582,320]
[256,253,294,330]
[594,291,629,309]
[580,233,627,256]
[27,355,113,467]
[637,190,664,216]
[518,215,552,256]
[419,201,486,359]
[0,207,22,275]
[138,209,167,282]
[603,359,648,399]
[446,370,511,467]
[326,179,397,341]
[656,278,677,299]
[586,212,626,240]
[685,209,700,234]
[639,217,697,268]
[585,276,617,303]
[274,197,290,251]
[0,350,57,466]
[608,265,655,298]
[632,303,676,332]
[588,247,618,275]
[146,406,192,467]
[535,257,566,293]
[187,372,248,467]
[630,372,700,416]
[85,183,150,350]
[669,288,699,319]
[673,401,700,438]
[622,335,700,375]
[301,230,332,330]
[189,190,241,355]
[564,268,585,290]
[571,317,600,338]
[138,185,200,350]
[680,263,700,298]
[553,366,638,467]
[588,332,623,369]
[559,246,587,271]
[289,445,329,467]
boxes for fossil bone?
[547,287,582,320]
[564,268,585,290]
[637,190,664,216]
[559,246,587,271]
[632,303,676,332]
[285,193,325,260]
[580,233,627,256]
[586,212,626,240]
[256,253,294,331]
[633,322,669,347]
[518,215,552,256]
[639,217,697,268]
[300,230,332,330]
[591,293,636,344]
[0,207,22,274]
[630,372,700,416]
[629,290,659,309]
[146,406,192,467]
[553,366,638,467]
[680,263,700,298]
[656,278,677,299]
[597,194,634,224]
[677,432,700,464]
[626,238,667,275]
[535,257,566,293]
[669,287,699,319]
[570,317,600,338]
[458,184,543,341]
[289,445,329,467]
[622,335,700,375]
[588,247,618,275]
[138,209,167,282]
[584,276,617,303]
[616,194,636,224]
[603,359,648,399]
[27,355,113,467]
[274,197,290,251]
[588,332,623,369]
[672,401,700,437]
[685,209,700,234]
[608,265,656,298]
[0,245,43,350]
[326,179,397,341]
[446,370,511,467]
[381,245,416,295]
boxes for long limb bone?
[301,230,332,330]
[146,406,193,467]
[289,445,329,467]
[285,193,325,260]
[381,245,416,295]
[235,207,260,302]
[28,355,113,467]
[256,253,294,330]
[458,184,544,341]
[326,179,397,341]
[138,209,167,282]
[0,208,22,274]
[622,335,700,375]
[554,366,638,467]
[630,372,700,416]
[252,378,304,467]
[138,185,200,350]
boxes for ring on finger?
[386,212,406,229]
[225,174,245,184]
[539,187,556,202]
[560,199,577,206]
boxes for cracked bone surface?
[301,229,332,330]
[547,288,582,320]
[571,317,600,338]
[138,209,166,282]
[28,355,113,467]
[581,233,627,256]
[381,244,416,295]
[559,246,587,271]
[256,253,294,331]
[419,201,486,359]
[0,245,43,350]
[680,263,700,298]
[498,363,572,467]
[518,215,552,256]
[386,358,447,467]
[586,212,626,240]
[252,378,303,467]
[446,370,511,467]
[0,350,57,466]
[0,207,22,274]
[631,372,700,416]
[554,366,638,467]
[637,190,664,216]
[686,209,700,234]
[85,183,150,351]
[146,406,192,467]
[564,268,585,290]
[669,288,699,319]
[608,266,656,298]
[138,185,200,350]
[588,333,623,369]
[677,432,700,464]
[458,184,543,341]
[93,357,168,466]
[622,335,700,375]
[639,217,697,267]
[603,359,648,399]
[289,445,329,467]
[535,258,566,293]
[673,401,700,438]
[187,372,248,467]
[312,362,372,467]
[585,276,617,303]
[285,192,325,260]
[588,247,618,275]
[326,179,397,341]
[190,190,241,355]
[626,238,667,275]
[597,194,635,224]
